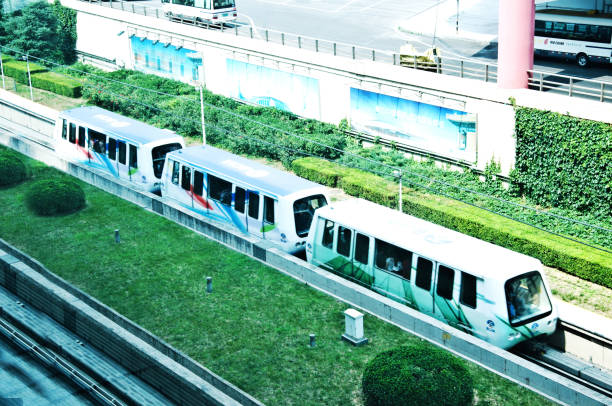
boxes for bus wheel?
[576,53,589,67]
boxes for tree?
[1,1,63,63]
[53,0,77,64]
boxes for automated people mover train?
[306,199,558,349]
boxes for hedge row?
[514,108,612,218]
[1,60,81,97]
[31,71,82,98]
[292,157,612,288]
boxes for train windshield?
[505,272,552,326]
[294,194,328,238]
[152,143,183,178]
[213,0,235,9]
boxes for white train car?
[161,145,330,254]
[54,106,184,193]
[306,198,558,349]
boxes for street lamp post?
[456,0,459,32]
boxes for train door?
[456,272,479,335]
[77,126,87,162]
[116,140,129,181]
[262,195,277,240]
[107,137,119,177]
[180,164,193,208]
[311,217,337,270]
[128,144,138,183]
[433,264,462,328]
[246,190,262,238]
[233,186,248,232]
[411,255,435,315]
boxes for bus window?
[437,265,454,300]
[321,219,334,249]
[69,123,76,144]
[213,0,235,8]
[193,170,204,196]
[108,138,117,161]
[209,175,232,205]
[181,165,191,191]
[170,160,180,185]
[62,119,67,139]
[78,127,86,147]
[264,196,275,224]
[337,227,352,257]
[234,187,245,213]
[248,192,259,219]
[129,144,138,168]
[293,194,327,238]
[460,272,477,309]
[89,130,106,154]
[416,257,433,291]
[118,141,127,165]
[375,239,412,280]
[354,233,369,265]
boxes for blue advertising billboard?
[131,37,202,85]
[350,88,477,162]
[225,59,320,118]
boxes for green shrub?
[25,178,85,216]
[362,344,473,406]
[0,149,27,186]
[291,157,612,288]
[31,71,82,97]
[1,60,47,84]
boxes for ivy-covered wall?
[514,107,612,219]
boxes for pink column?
[497,0,535,89]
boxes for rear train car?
[161,145,330,254]
[54,107,184,193]
[306,199,558,349]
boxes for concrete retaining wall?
[0,95,609,405]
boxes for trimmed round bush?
[0,150,27,187]
[25,178,86,216]
[362,344,473,406]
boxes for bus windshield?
[294,194,327,238]
[505,272,552,326]
[213,0,235,9]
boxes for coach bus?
[161,0,237,24]
[534,9,612,67]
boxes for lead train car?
[162,146,330,254]
[54,106,185,193]
[306,199,558,349]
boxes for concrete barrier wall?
[0,97,609,405]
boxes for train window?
[209,175,232,206]
[437,265,454,300]
[129,144,138,168]
[171,160,180,185]
[61,119,67,139]
[460,272,477,309]
[505,272,552,326]
[336,226,352,257]
[193,170,204,196]
[151,143,182,179]
[181,165,191,191]
[354,233,369,265]
[321,219,334,249]
[89,130,106,154]
[118,141,127,165]
[69,123,76,144]
[415,257,433,291]
[108,138,117,161]
[234,187,245,213]
[78,127,86,147]
[293,194,327,238]
[248,192,259,219]
[264,196,275,224]
[375,239,412,280]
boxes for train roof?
[59,106,183,146]
[315,199,542,282]
[167,145,326,198]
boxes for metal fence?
[84,0,612,103]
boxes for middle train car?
[306,198,558,349]
[161,145,330,253]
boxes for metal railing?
[82,0,612,103]
[528,69,612,103]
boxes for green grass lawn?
[0,152,552,405]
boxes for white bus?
[161,0,237,24]
[534,10,612,67]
